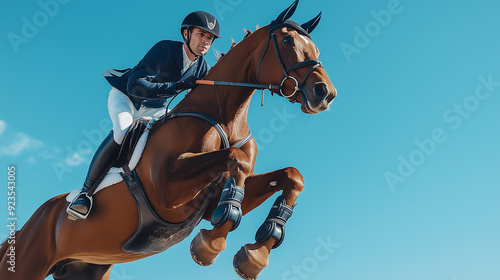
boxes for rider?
[67,11,220,220]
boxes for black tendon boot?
[67,132,120,220]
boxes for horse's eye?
[283,36,294,46]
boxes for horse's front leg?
[167,147,252,266]
[233,167,305,280]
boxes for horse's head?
[256,0,336,114]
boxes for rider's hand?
[175,75,199,91]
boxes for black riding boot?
[67,132,120,220]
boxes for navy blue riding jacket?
[103,40,209,110]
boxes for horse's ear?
[301,12,322,34]
[275,0,299,23]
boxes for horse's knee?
[283,167,304,193]
[226,147,252,177]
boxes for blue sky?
[1,0,500,279]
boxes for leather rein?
[196,26,323,104]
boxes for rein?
[196,80,281,91]
[195,80,281,106]
[196,25,323,105]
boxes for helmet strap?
[184,27,200,58]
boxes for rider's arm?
[126,42,178,99]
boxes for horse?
[0,1,336,279]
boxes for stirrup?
[66,192,93,220]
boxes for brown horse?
[0,1,336,279]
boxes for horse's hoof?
[190,229,225,266]
[233,244,269,280]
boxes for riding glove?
[175,75,199,91]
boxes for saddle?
[115,118,152,167]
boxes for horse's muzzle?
[300,82,336,114]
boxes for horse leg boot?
[191,177,245,266]
[234,196,294,279]
[67,132,120,220]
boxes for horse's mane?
[214,26,259,62]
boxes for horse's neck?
[173,32,264,140]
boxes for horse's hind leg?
[233,167,305,279]
[49,259,113,280]
[0,196,69,279]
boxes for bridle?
[256,26,323,103]
[195,24,323,104]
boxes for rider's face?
[185,27,214,56]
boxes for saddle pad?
[66,127,151,202]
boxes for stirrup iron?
[66,192,93,220]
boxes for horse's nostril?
[326,94,334,103]
[314,83,328,99]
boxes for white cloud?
[0,132,43,157]
[0,120,6,135]
[38,148,59,159]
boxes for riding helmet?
[181,11,220,39]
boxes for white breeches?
[108,87,165,144]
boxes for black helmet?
[181,11,220,39]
